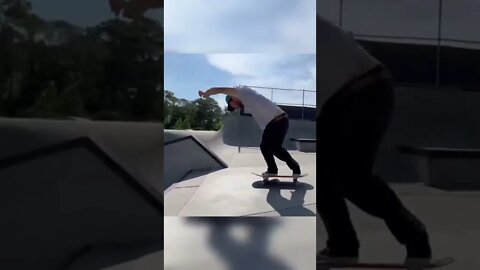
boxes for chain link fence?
[244,85,315,107]
[243,85,316,120]
[318,0,480,90]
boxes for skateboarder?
[199,86,301,177]
[316,16,432,264]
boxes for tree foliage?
[164,90,226,131]
[0,0,163,122]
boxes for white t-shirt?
[317,16,381,113]
[235,86,285,130]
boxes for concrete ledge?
[164,136,228,190]
[290,138,316,153]
[0,137,163,269]
[397,145,480,189]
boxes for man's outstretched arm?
[199,87,239,98]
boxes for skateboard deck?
[317,257,454,270]
[251,172,308,184]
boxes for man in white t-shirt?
[316,16,431,265]
[199,86,301,177]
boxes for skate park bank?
[0,118,163,270]
[163,113,317,216]
[164,88,480,217]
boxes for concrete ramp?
[0,118,164,193]
[164,136,227,191]
[164,115,317,217]
[165,165,316,216]
[0,137,163,270]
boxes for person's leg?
[338,79,431,259]
[267,118,301,174]
[260,123,278,174]
[317,94,360,258]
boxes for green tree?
[0,0,164,121]
[56,82,85,117]
[192,98,223,130]
[164,90,226,130]
[28,81,58,117]
[174,117,191,129]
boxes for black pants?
[260,116,300,173]
[317,77,428,252]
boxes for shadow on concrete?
[186,217,292,270]
[251,180,315,216]
[252,179,314,190]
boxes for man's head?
[226,95,243,111]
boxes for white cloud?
[165,0,315,53]
[205,53,316,107]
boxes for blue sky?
[164,0,315,53]
[165,53,316,108]
[29,0,162,27]
[164,53,233,101]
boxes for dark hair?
[225,95,234,111]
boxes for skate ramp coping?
[290,138,316,152]
[164,136,228,191]
[397,144,480,190]
[0,117,164,193]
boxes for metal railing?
[326,0,480,89]
[245,85,315,106]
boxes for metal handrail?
[244,85,316,119]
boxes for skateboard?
[251,172,308,184]
[317,257,454,270]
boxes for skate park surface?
[0,118,164,270]
[165,87,480,269]
[316,183,480,269]
[164,217,316,270]
[2,86,480,269]
[163,114,317,217]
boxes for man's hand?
[198,90,210,98]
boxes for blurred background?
[317,2,480,269]
[0,1,164,270]
[318,0,480,183]
[0,0,163,121]
[318,0,480,91]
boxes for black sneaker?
[292,165,301,176]
[261,170,278,178]
[317,247,359,264]
[405,233,432,265]
[405,243,432,265]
